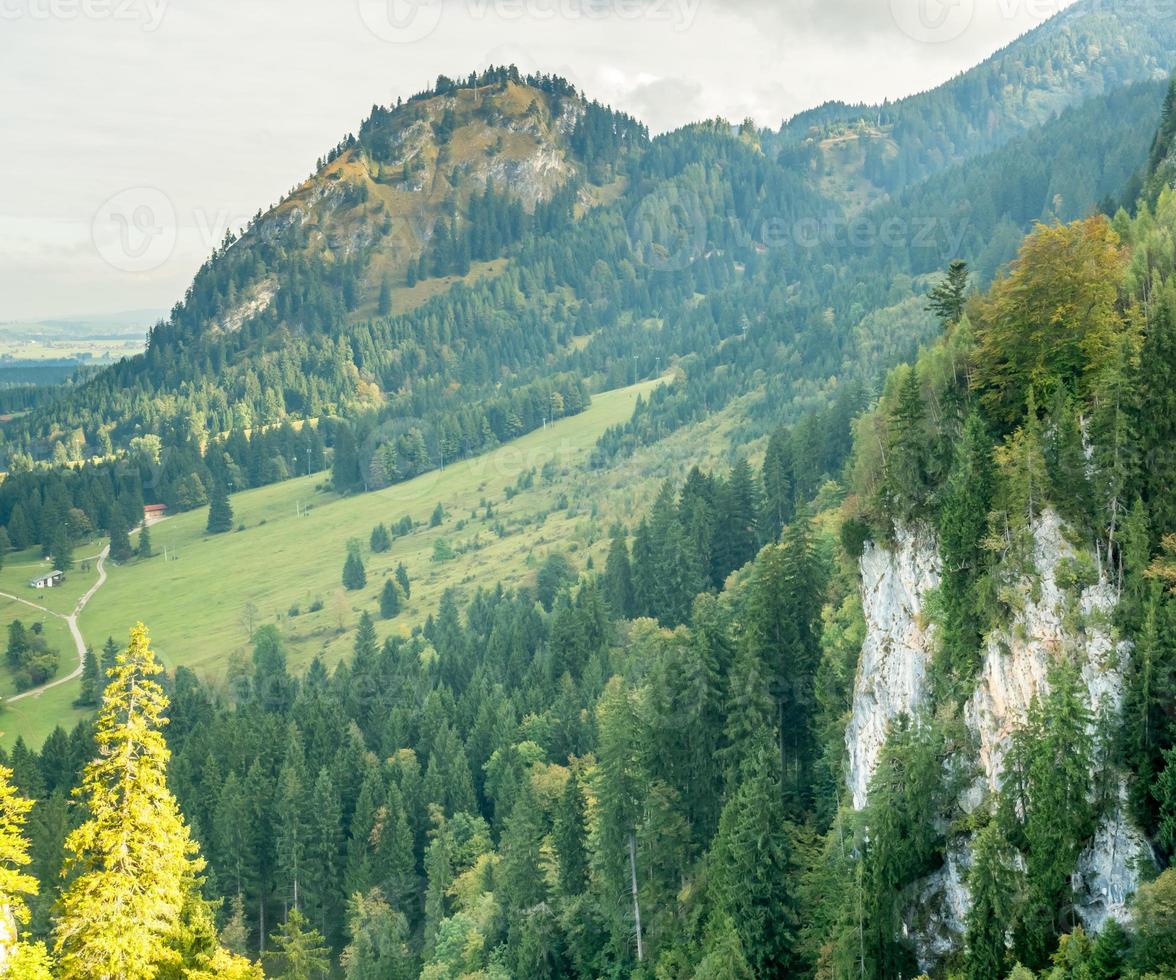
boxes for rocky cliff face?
[846,524,941,810]
[846,510,1154,965]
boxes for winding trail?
[2,543,110,702]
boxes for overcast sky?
[0,0,1079,323]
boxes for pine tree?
[1138,286,1176,537]
[708,733,795,976]
[630,518,657,619]
[303,767,343,946]
[342,548,367,591]
[332,424,362,495]
[937,413,995,685]
[761,425,795,541]
[54,623,208,979]
[925,258,969,328]
[340,889,412,980]
[553,773,589,897]
[884,364,929,518]
[592,678,647,964]
[265,909,330,980]
[137,522,153,559]
[964,821,1013,980]
[207,481,234,534]
[395,563,411,599]
[50,526,73,572]
[498,780,546,912]
[100,636,119,678]
[75,646,101,708]
[379,579,402,619]
[369,523,391,554]
[602,529,635,619]
[108,511,134,564]
[275,735,309,914]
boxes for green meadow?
[0,375,753,749]
[0,381,645,737]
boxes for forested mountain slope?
[777,0,1176,196]
[6,188,1176,977]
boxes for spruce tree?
[395,563,411,599]
[342,548,367,591]
[332,424,362,495]
[265,909,329,980]
[602,529,635,619]
[108,511,134,564]
[207,481,234,534]
[379,579,402,619]
[369,523,391,553]
[54,624,208,978]
[761,425,795,541]
[137,522,153,559]
[50,526,73,572]
[708,733,795,976]
[925,258,969,328]
[553,773,589,897]
[75,647,101,708]
[964,822,1013,980]
[937,413,995,685]
[340,889,412,980]
[99,636,119,679]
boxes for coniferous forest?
[6,2,1176,978]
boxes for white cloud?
[0,0,1077,320]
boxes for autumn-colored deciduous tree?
[973,216,1130,426]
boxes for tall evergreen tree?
[108,511,134,564]
[925,258,969,328]
[553,773,589,898]
[137,522,153,559]
[964,821,1014,980]
[379,579,402,619]
[342,549,367,591]
[75,647,101,708]
[602,529,635,619]
[937,412,995,685]
[708,733,795,977]
[207,481,234,534]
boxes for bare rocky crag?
[845,509,1154,968]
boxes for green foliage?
[207,481,234,534]
[708,734,796,976]
[926,259,970,329]
[973,217,1130,427]
[266,909,331,980]
[936,412,995,689]
[379,578,402,619]
[999,664,1097,969]
[342,546,367,591]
